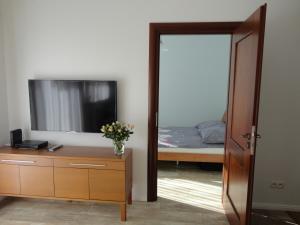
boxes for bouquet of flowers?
[101,121,134,155]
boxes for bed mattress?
[158,127,224,154]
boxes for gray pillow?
[195,120,224,130]
[199,124,225,144]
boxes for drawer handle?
[1,159,36,164]
[69,163,106,167]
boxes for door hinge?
[155,112,158,127]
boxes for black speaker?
[10,129,23,147]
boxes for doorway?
[157,34,230,212]
[147,22,241,202]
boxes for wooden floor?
[252,209,300,225]
[0,162,228,225]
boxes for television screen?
[29,80,117,133]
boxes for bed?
[158,124,225,163]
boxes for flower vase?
[113,141,125,156]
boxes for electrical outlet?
[277,181,285,189]
[270,181,285,189]
[270,181,277,189]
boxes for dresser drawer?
[0,155,53,167]
[54,159,125,171]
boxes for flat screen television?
[29,80,117,133]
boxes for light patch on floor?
[158,178,224,213]
[158,162,224,213]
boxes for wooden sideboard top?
[0,146,132,161]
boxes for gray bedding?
[158,127,224,149]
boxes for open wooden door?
[223,4,266,225]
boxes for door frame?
[148,22,242,201]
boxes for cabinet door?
[0,164,20,194]
[20,166,54,197]
[54,168,89,199]
[89,169,125,201]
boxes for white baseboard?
[253,202,300,212]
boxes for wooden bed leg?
[120,203,127,221]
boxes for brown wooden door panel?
[20,166,54,197]
[0,164,20,194]
[89,169,125,202]
[54,167,89,200]
[228,153,243,217]
[231,34,257,149]
[223,4,266,225]
[227,151,249,221]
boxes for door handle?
[241,133,251,140]
[255,134,261,139]
[241,133,261,139]
[241,133,251,149]
[241,132,262,150]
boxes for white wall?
[0,0,299,204]
[0,10,9,145]
[159,35,230,127]
[252,1,300,210]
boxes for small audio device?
[10,129,48,150]
[10,129,23,147]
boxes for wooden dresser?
[0,146,132,221]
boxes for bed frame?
[158,151,224,163]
